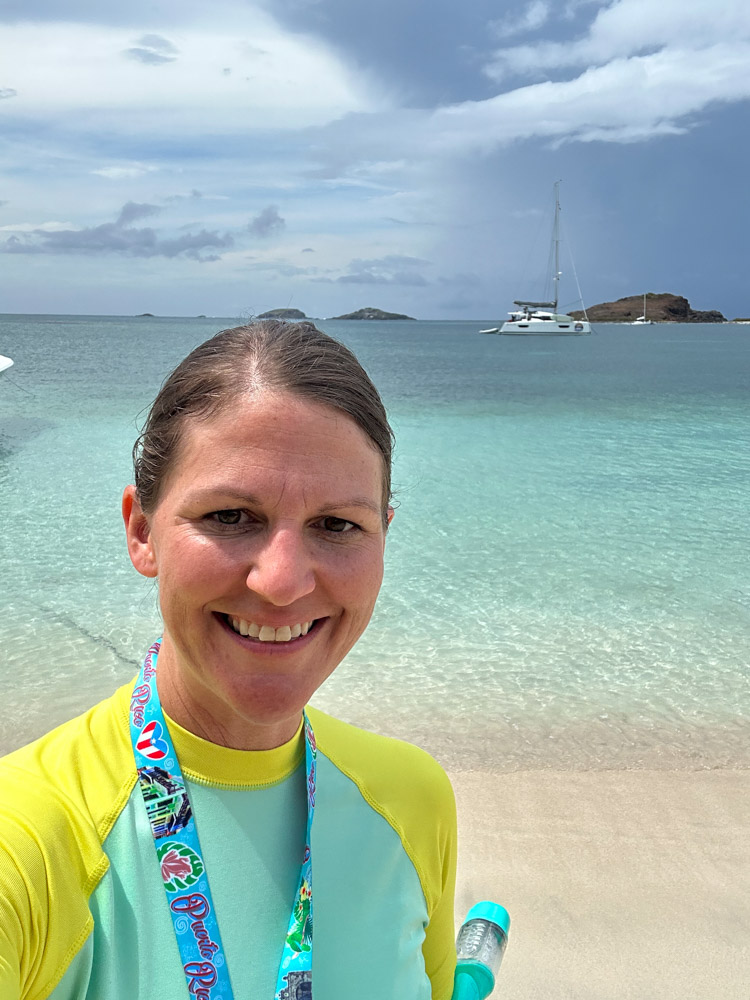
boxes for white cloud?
[490,2,551,40]
[92,164,158,179]
[1,14,386,133]
[431,43,750,148]
[486,0,750,79]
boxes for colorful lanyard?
[129,639,316,1000]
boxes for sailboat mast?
[553,180,561,313]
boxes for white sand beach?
[450,768,750,999]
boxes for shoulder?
[306,707,456,920]
[1,681,137,841]
[306,706,455,817]
[0,682,138,1000]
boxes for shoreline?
[449,767,750,998]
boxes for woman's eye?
[320,516,355,533]
[212,509,243,525]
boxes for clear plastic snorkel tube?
[451,901,511,1000]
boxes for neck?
[154,641,303,751]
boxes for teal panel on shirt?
[311,752,432,1000]
[78,766,306,999]
[51,752,432,1000]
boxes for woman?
[0,321,457,1000]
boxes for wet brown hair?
[132,320,394,519]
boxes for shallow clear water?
[1,315,749,770]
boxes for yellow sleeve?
[0,687,135,1000]
[419,769,457,1000]
[0,763,99,1000]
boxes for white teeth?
[228,617,315,642]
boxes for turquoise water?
[1,314,749,770]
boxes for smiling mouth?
[223,614,318,643]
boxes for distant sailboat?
[631,294,654,325]
[482,182,591,336]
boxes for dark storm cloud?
[248,205,285,238]
[116,201,161,226]
[124,34,179,65]
[1,201,233,262]
[266,0,509,105]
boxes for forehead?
[164,390,383,501]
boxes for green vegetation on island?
[571,293,725,323]
[329,307,416,321]
[257,308,307,319]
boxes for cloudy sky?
[2,0,749,319]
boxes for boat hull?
[499,320,590,335]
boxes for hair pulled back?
[132,320,393,518]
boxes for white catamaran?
[482,182,591,336]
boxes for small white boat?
[494,182,591,336]
[631,294,654,325]
[0,354,13,374]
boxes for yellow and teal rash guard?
[0,682,457,1000]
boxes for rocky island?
[257,308,307,320]
[571,293,725,323]
[329,307,415,321]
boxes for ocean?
[1,314,748,771]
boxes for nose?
[245,526,316,607]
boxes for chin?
[221,675,311,724]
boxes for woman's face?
[123,390,391,748]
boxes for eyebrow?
[316,498,383,517]
[187,488,382,517]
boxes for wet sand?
[449,768,750,999]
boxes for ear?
[386,505,395,527]
[122,485,158,578]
